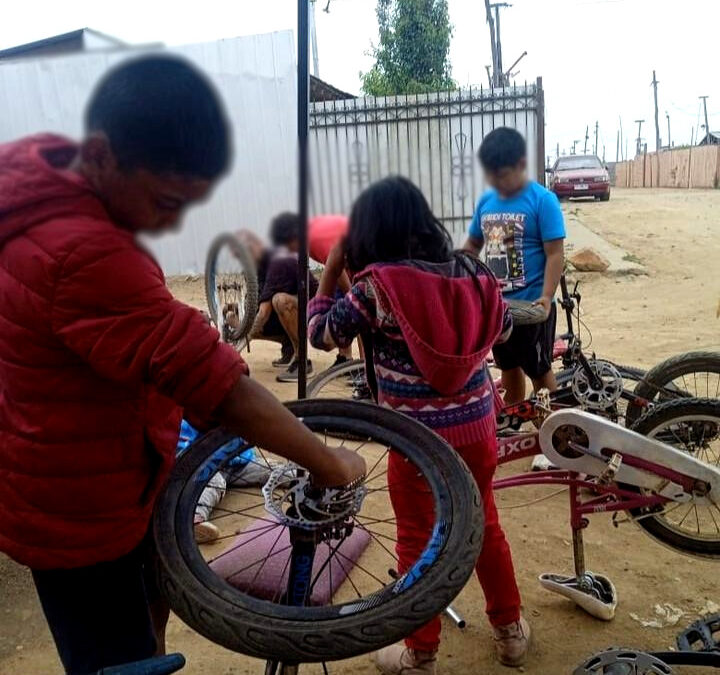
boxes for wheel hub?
[262,464,367,537]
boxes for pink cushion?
[209,518,371,605]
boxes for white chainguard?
[539,572,617,621]
[539,409,720,503]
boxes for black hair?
[345,176,453,272]
[85,54,230,178]
[478,127,527,172]
[269,212,301,247]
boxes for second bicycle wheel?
[154,400,483,662]
[205,233,259,342]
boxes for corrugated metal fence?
[309,80,545,245]
[0,32,298,275]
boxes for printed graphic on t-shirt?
[481,212,526,291]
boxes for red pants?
[388,436,521,652]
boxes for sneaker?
[276,360,313,383]
[272,339,295,368]
[228,460,278,487]
[531,454,558,471]
[373,643,437,675]
[193,519,220,544]
[332,354,350,368]
[493,616,531,667]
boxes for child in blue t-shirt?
[464,127,565,411]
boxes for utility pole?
[484,0,499,86]
[666,111,671,148]
[556,142,560,162]
[616,129,620,162]
[485,1,512,87]
[699,95,710,141]
[634,119,645,156]
[492,3,512,75]
[571,139,580,155]
[594,120,599,155]
[583,125,589,154]
[309,0,320,77]
[651,70,661,151]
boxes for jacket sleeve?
[50,234,248,426]
[308,280,375,351]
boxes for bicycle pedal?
[597,452,623,485]
[676,612,720,653]
[539,571,617,621]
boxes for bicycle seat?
[97,653,185,674]
[506,299,548,326]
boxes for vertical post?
[309,0,320,77]
[634,119,644,157]
[536,77,546,186]
[615,130,620,163]
[651,70,661,152]
[297,0,310,399]
[665,112,671,149]
[556,141,560,163]
[583,125,589,154]
[484,0,499,86]
[700,96,710,143]
[594,121,598,156]
[494,4,504,75]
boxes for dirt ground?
[2,188,719,674]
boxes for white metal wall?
[0,32,298,275]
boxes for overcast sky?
[2,0,718,160]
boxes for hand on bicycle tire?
[532,296,552,316]
[311,446,367,489]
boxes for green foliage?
[361,0,456,96]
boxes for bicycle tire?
[506,299,548,326]
[626,352,720,426]
[153,399,483,662]
[627,398,720,558]
[306,359,367,399]
[204,233,259,340]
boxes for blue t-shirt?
[468,181,566,301]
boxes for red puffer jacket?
[0,135,248,570]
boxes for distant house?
[310,75,354,102]
[698,131,720,146]
[0,28,127,61]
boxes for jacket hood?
[359,260,505,396]
[0,134,105,247]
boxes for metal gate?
[309,78,544,245]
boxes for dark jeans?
[31,538,160,675]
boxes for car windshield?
[556,156,603,171]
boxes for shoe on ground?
[493,616,531,667]
[276,360,313,382]
[228,460,278,487]
[373,643,437,675]
[272,340,295,368]
[193,519,220,544]
[531,454,558,471]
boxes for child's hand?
[310,446,367,488]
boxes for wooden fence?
[614,145,720,189]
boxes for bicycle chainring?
[572,360,624,410]
[573,649,673,675]
[262,464,367,535]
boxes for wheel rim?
[173,410,461,622]
[210,241,249,342]
[657,371,720,402]
[308,361,371,400]
[640,414,720,543]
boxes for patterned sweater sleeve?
[308,280,376,351]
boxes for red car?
[548,155,610,201]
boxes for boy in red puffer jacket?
[0,54,364,675]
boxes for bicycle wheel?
[506,299,548,326]
[154,400,483,662]
[204,233,259,342]
[306,359,370,400]
[627,398,720,558]
[626,352,720,426]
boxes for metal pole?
[484,0,499,86]
[536,77,545,185]
[634,119,644,157]
[666,112,671,148]
[309,0,320,77]
[494,5,504,75]
[583,125,589,154]
[297,0,310,399]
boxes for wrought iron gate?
[309,78,544,245]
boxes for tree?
[361,0,455,96]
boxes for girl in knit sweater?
[308,176,530,674]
